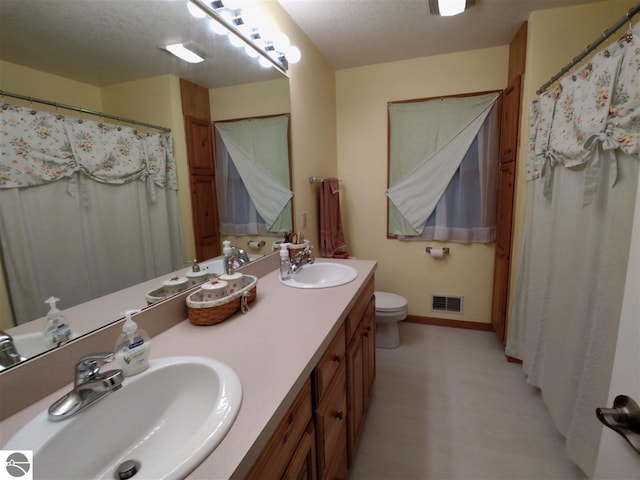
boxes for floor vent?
[432,295,463,314]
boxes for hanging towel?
[320,178,348,258]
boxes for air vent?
[431,295,463,314]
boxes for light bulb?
[245,45,259,58]
[285,45,301,64]
[272,32,290,52]
[259,56,272,68]
[438,0,465,16]
[186,1,206,18]
[208,18,229,35]
[229,33,244,47]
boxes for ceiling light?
[285,46,301,64]
[186,1,206,18]
[429,0,475,16]
[163,43,205,63]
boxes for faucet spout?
[48,352,124,421]
[0,330,23,368]
[231,246,251,266]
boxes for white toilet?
[374,291,408,349]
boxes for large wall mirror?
[0,0,291,369]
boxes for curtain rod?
[0,89,172,133]
[537,4,640,95]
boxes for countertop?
[0,258,377,479]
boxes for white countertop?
[0,258,376,479]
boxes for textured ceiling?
[0,0,609,89]
[277,0,605,69]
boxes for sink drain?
[115,460,141,479]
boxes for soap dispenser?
[279,243,291,280]
[222,240,234,275]
[114,309,150,377]
[42,296,71,347]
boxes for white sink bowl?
[15,331,78,358]
[280,262,358,289]
[3,356,242,479]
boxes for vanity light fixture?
[429,0,476,16]
[185,0,301,75]
[162,43,205,63]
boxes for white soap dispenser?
[222,240,234,275]
[42,296,72,347]
[279,243,291,280]
[114,309,150,377]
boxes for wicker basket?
[186,275,258,326]
[146,286,169,305]
[288,240,311,262]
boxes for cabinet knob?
[334,411,344,421]
[332,354,341,363]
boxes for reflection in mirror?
[0,0,290,369]
[214,114,293,236]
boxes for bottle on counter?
[279,243,291,280]
[114,309,150,377]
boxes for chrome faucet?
[0,330,23,368]
[48,352,124,421]
[231,246,251,266]
[290,245,314,274]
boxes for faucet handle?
[75,352,114,384]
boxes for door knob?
[596,395,640,455]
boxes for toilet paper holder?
[426,247,450,255]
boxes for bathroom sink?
[3,356,242,479]
[15,331,78,358]
[280,262,358,289]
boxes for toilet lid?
[375,291,407,312]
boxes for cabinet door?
[315,362,347,480]
[346,330,364,465]
[282,421,318,480]
[190,176,221,262]
[248,381,313,479]
[185,116,215,175]
[362,298,376,411]
[491,161,516,344]
[499,75,521,163]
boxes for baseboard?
[405,315,494,332]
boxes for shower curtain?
[0,104,185,324]
[506,24,639,477]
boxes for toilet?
[374,291,408,349]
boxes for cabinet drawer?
[315,362,347,479]
[346,276,374,345]
[248,380,313,479]
[313,323,345,405]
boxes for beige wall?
[336,47,509,323]
[508,0,638,328]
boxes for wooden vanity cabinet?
[247,380,316,480]
[248,274,376,479]
[346,278,376,465]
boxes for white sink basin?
[15,331,78,358]
[280,262,358,289]
[3,356,242,479]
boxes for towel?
[320,178,348,258]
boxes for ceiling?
[276,0,604,69]
[0,0,604,89]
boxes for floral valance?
[527,25,639,205]
[0,104,177,191]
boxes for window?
[214,114,293,236]
[387,92,501,243]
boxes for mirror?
[0,0,290,368]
